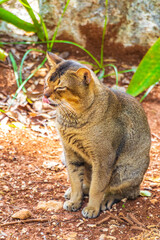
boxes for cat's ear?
[76,68,92,85]
[46,52,63,67]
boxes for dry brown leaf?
[12,209,32,220]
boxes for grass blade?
[104,68,136,77]
[0,40,102,67]
[140,81,159,102]
[19,48,45,92]
[54,40,101,68]
[14,57,47,98]
[98,68,105,80]
[39,14,49,49]
[104,64,119,85]
[0,8,36,32]
[18,0,45,41]
[9,52,20,88]
[49,0,71,51]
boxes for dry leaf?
[150,199,158,204]
[37,200,63,212]
[31,68,48,78]
[12,209,32,220]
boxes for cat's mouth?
[42,96,59,107]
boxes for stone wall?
[1,0,160,59]
[39,0,160,48]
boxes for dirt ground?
[0,40,160,240]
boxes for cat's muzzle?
[42,96,59,107]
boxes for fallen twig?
[108,212,124,224]
[130,226,147,231]
[96,215,111,225]
[1,218,49,227]
[152,133,160,140]
[128,213,145,227]
[119,215,134,225]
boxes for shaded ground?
[0,41,160,240]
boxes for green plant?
[127,38,160,100]
[0,0,45,40]
[1,0,135,99]
[6,0,71,99]
[0,48,8,61]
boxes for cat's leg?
[63,147,84,212]
[101,184,140,211]
[64,162,91,200]
[82,153,114,218]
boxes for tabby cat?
[43,52,151,218]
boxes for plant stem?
[19,48,45,92]
[14,57,47,98]
[49,0,71,51]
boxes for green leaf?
[140,190,152,197]
[0,8,36,32]
[14,57,47,98]
[0,0,9,4]
[9,52,20,88]
[0,48,8,61]
[0,109,5,113]
[18,0,45,41]
[104,63,119,85]
[127,38,160,96]
[19,48,45,92]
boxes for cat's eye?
[54,86,67,92]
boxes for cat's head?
[43,52,96,113]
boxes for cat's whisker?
[61,101,77,115]
[59,102,77,124]
[61,102,77,118]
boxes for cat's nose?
[44,87,52,98]
[42,96,50,104]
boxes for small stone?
[0,145,4,150]
[12,209,32,220]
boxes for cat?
[43,52,151,218]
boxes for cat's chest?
[58,126,91,161]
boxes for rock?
[12,209,32,220]
[1,0,159,52]
[37,200,63,211]
[39,0,160,48]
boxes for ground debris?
[1,218,49,227]
[12,209,32,220]
[36,200,63,211]
[130,226,160,240]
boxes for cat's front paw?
[63,200,82,212]
[64,187,71,200]
[82,206,100,218]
